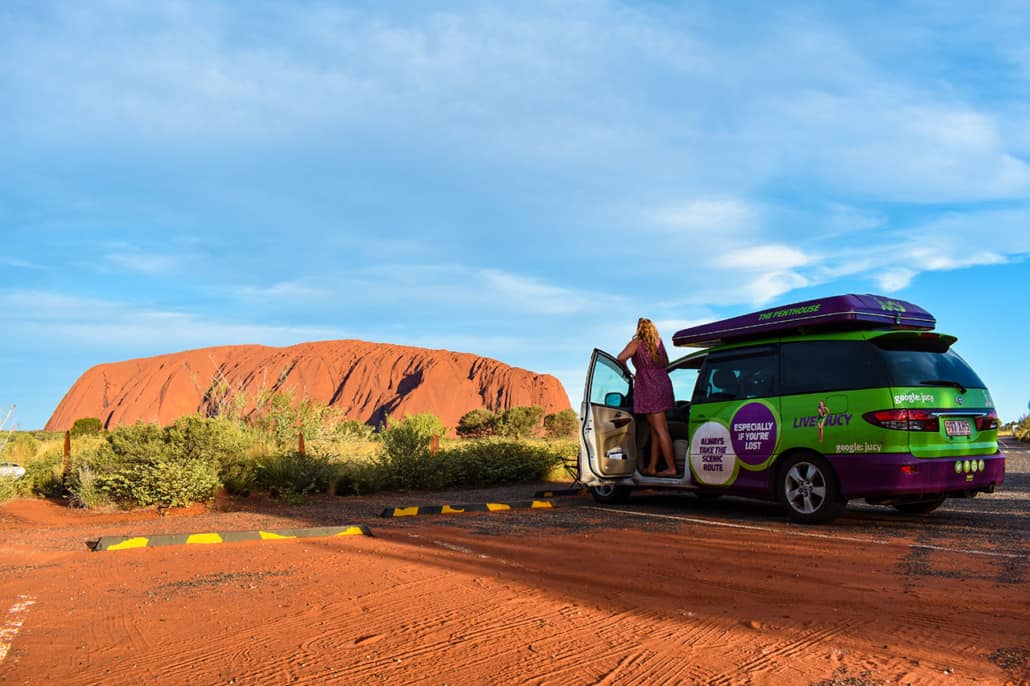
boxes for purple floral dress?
[631,339,674,414]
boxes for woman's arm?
[617,339,638,363]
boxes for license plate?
[944,419,971,437]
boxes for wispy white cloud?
[235,280,328,300]
[715,245,810,271]
[105,250,178,274]
[876,268,916,292]
[338,263,618,316]
[0,257,46,270]
[479,269,594,315]
[650,197,758,236]
[0,290,342,349]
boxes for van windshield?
[873,336,985,391]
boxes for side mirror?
[604,392,626,408]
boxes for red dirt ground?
[0,490,1027,686]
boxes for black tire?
[776,453,844,524]
[590,484,632,504]
[892,497,946,514]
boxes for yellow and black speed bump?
[380,500,553,518]
[533,487,589,498]
[90,524,372,552]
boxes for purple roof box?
[672,294,935,348]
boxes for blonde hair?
[635,318,662,364]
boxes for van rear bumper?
[828,451,1005,501]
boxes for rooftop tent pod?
[672,294,935,348]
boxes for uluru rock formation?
[46,340,571,433]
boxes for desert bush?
[130,457,221,507]
[0,474,24,503]
[335,419,375,442]
[1017,414,1030,442]
[219,455,259,496]
[105,422,168,464]
[165,415,253,465]
[376,413,447,490]
[251,390,344,447]
[543,409,578,439]
[332,460,388,496]
[1,432,39,464]
[70,417,104,437]
[456,409,497,438]
[67,465,111,509]
[22,452,65,498]
[69,419,233,507]
[380,413,445,457]
[436,439,565,488]
[256,451,334,501]
[495,406,545,439]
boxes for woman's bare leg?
[649,423,661,474]
[650,412,677,476]
[639,417,657,475]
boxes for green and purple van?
[578,294,1005,523]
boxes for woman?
[618,318,677,477]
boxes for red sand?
[1,495,1027,685]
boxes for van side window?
[779,340,887,395]
[693,347,778,404]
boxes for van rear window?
[874,345,985,390]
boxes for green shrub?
[336,419,375,442]
[70,417,104,437]
[457,409,496,438]
[437,439,564,488]
[106,422,168,464]
[495,406,545,439]
[543,409,578,439]
[380,413,444,455]
[1,432,40,464]
[1017,414,1030,442]
[256,451,333,501]
[67,465,111,509]
[377,413,447,490]
[219,455,259,496]
[332,460,388,496]
[131,458,221,507]
[166,415,253,465]
[251,390,344,448]
[70,419,231,508]
[23,452,65,498]
[0,473,27,503]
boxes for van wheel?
[590,484,631,504]
[777,453,844,524]
[892,497,946,514]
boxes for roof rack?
[672,294,935,348]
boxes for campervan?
[578,294,1005,523]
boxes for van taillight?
[862,409,940,431]
[975,410,999,431]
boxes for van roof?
[672,294,935,348]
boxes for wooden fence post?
[298,432,306,456]
[63,430,71,478]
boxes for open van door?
[580,349,638,480]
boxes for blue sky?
[2,0,1028,430]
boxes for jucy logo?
[873,297,907,313]
[792,399,852,443]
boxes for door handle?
[610,417,631,428]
